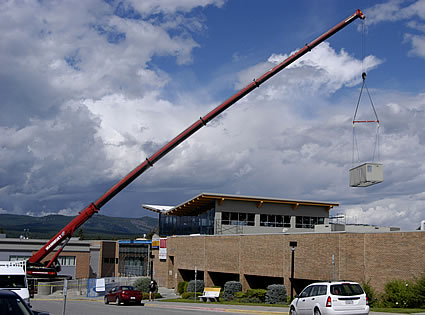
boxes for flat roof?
[142,192,339,216]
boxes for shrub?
[177,281,188,295]
[222,281,242,301]
[186,280,204,293]
[141,292,162,300]
[412,273,425,308]
[361,281,377,307]
[265,284,287,304]
[234,291,247,299]
[134,277,155,293]
[246,289,267,302]
[181,292,202,299]
[382,279,415,308]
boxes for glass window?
[247,213,255,225]
[0,275,26,288]
[159,207,215,236]
[330,284,364,296]
[58,256,76,266]
[261,214,291,227]
[317,285,327,295]
[295,216,325,229]
[300,286,312,297]
[222,212,230,225]
[310,285,319,297]
[0,295,32,315]
[222,212,254,226]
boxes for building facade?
[143,193,338,236]
[152,230,425,294]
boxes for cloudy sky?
[1,0,425,231]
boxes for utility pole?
[289,241,297,301]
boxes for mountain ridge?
[0,213,158,240]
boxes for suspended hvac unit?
[349,163,383,187]
[350,73,383,187]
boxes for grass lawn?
[371,307,425,314]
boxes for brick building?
[152,231,425,294]
[145,192,423,294]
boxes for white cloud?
[129,0,225,15]
[236,43,382,100]
[366,0,425,59]
[1,0,424,232]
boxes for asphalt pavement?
[31,287,425,315]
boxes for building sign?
[159,238,167,260]
[152,235,160,249]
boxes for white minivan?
[0,261,30,305]
[290,281,369,315]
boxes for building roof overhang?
[142,193,339,217]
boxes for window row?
[260,214,290,227]
[57,256,76,266]
[295,216,325,229]
[221,212,255,226]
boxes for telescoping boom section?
[27,9,365,275]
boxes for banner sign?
[159,238,167,260]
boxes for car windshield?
[0,275,26,289]
[330,283,364,296]
[0,296,32,315]
[121,286,134,291]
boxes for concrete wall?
[154,231,425,293]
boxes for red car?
[104,285,143,305]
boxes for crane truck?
[25,9,365,280]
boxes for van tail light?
[326,296,332,307]
[366,296,369,305]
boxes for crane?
[26,9,365,278]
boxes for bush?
[186,280,204,293]
[181,292,202,299]
[222,281,242,301]
[234,291,246,299]
[141,292,162,300]
[178,281,188,295]
[246,289,267,302]
[361,281,377,307]
[412,273,425,308]
[134,277,156,293]
[382,279,415,308]
[265,284,287,304]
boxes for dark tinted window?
[120,286,134,291]
[330,283,364,296]
[0,275,26,288]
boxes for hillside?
[0,213,158,240]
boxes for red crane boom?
[27,9,365,276]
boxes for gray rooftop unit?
[349,163,383,187]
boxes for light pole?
[289,241,297,301]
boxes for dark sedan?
[104,285,143,305]
[0,289,49,315]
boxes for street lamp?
[289,241,297,301]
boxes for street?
[30,298,423,315]
[31,298,290,315]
